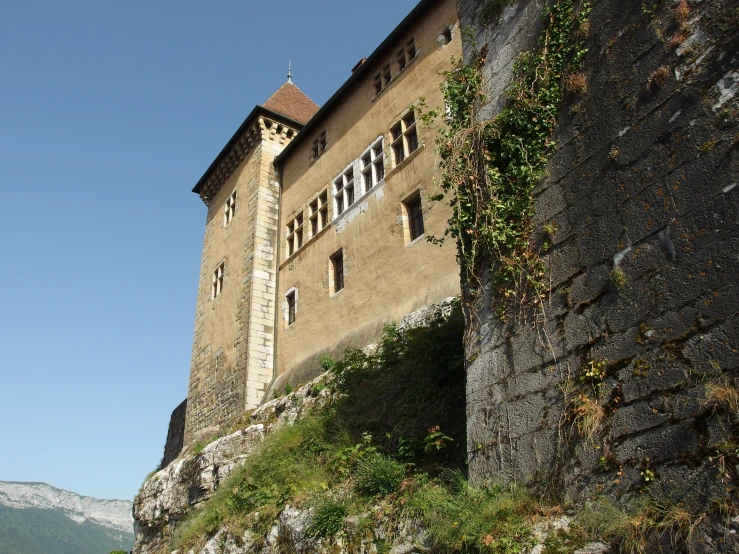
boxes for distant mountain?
[0,481,134,554]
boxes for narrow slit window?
[286,291,296,325]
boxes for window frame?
[404,193,425,243]
[224,190,237,226]
[285,288,297,327]
[309,190,329,238]
[332,163,356,219]
[391,110,419,166]
[286,212,304,258]
[329,250,344,295]
[360,137,385,194]
[212,262,225,299]
[310,130,328,162]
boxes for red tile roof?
[262,82,319,125]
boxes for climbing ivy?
[434,0,590,323]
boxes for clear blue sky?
[0,0,418,501]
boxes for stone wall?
[161,399,187,470]
[464,0,739,516]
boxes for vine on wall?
[433,0,590,325]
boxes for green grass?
[168,304,563,553]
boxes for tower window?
[224,190,237,225]
[212,262,225,299]
[330,250,344,295]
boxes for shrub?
[306,497,348,538]
[319,354,335,372]
[354,453,405,496]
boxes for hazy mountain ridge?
[0,481,133,534]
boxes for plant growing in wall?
[433,0,591,326]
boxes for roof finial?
[287,61,293,84]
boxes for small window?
[286,213,304,258]
[310,131,327,161]
[373,73,382,95]
[391,110,419,166]
[381,64,391,87]
[397,39,417,71]
[286,290,296,325]
[330,250,344,295]
[212,262,225,299]
[404,194,425,242]
[224,190,237,225]
[439,27,453,47]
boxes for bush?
[306,497,348,537]
[354,453,405,496]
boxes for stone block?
[683,317,739,374]
[609,401,668,439]
[619,353,689,403]
[569,264,610,306]
[614,420,699,463]
[510,320,564,373]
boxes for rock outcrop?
[134,375,332,554]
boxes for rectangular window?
[224,190,236,225]
[360,137,385,193]
[330,250,344,294]
[333,165,356,218]
[309,190,329,237]
[391,110,419,166]
[286,213,304,258]
[405,194,425,242]
[381,64,391,87]
[286,290,296,325]
[397,39,417,72]
[310,131,327,161]
[212,262,225,298]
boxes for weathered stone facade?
[272,0,463,391]
[161,399,187,470]
[464,0,739,517]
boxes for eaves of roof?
[273,0,436,168]
[192,105,306,195]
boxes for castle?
[182,0,462,446]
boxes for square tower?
[184,83,318,445]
